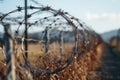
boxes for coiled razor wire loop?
[0,5,101,79]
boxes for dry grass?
[0,41,104,80]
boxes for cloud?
[111,0,119,2]
[85,12,120,20]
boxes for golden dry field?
[0,41,104,80]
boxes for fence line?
[0,5,103,80]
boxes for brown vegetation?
[0,39,104,80]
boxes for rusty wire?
[0,5,101,79]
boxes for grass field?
[0,41,104,80]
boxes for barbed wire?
[0,5,102,80]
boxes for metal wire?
[0,5,101,79]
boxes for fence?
[0,5,102,80]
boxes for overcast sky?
[0,0,120,33]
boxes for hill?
[100,29,119,42]
[28,30,75,43]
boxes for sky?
[0,0,120,33]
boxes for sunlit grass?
[0,42,104,80]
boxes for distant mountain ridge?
[1,29,119,43]
[100,29,119,42]
[0,32,3,38]
[28,30,75,43]
[0,30,75,42]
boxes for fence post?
[3,23,16,80]
[59,31,63,56]
[44,27,49,56]
[74,27,78,59]
[24,0,28,59]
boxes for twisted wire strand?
[0,5,101,79]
